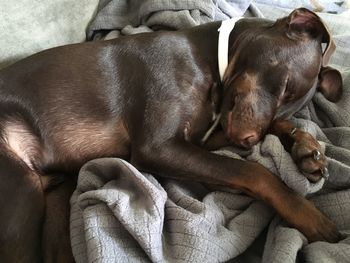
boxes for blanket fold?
[87,0,251,39]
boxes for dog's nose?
[237,131,259,148]
[227,126,260,149]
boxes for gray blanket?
[86,0,251,39]
[70,1,350,262]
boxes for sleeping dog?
[0,8,343,262]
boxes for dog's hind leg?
[0,148,45,262]
[42,175,76,263]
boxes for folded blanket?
[87,0,251,39]
[71,2,350,262]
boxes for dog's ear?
[318,66,342,102]
[287,8,335,66]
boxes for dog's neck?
[217,17,242,81]
[200,18,243,145]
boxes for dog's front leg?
[271,119,328,183]
[130,138,340,243]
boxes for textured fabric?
[87,0,251,39]
[0,0,99,69]
[71,158,274,263]
[70,2,350,262]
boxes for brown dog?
[0,8,343,262]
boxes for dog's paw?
[305,213,341,243]
[291,130,328,183]
[291,198,342,243]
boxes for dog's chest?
[182,101,216,144]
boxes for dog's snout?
[237,130,259,148]
[227,126,259,149]
[240,131,259,148]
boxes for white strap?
[200,17,242,145]
[200,113,221,145]
[218,17,242,81]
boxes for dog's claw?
[313,149,321,161]
[321,167,329,179]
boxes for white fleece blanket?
[70,1,350,262]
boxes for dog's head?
[219,8,342,149]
